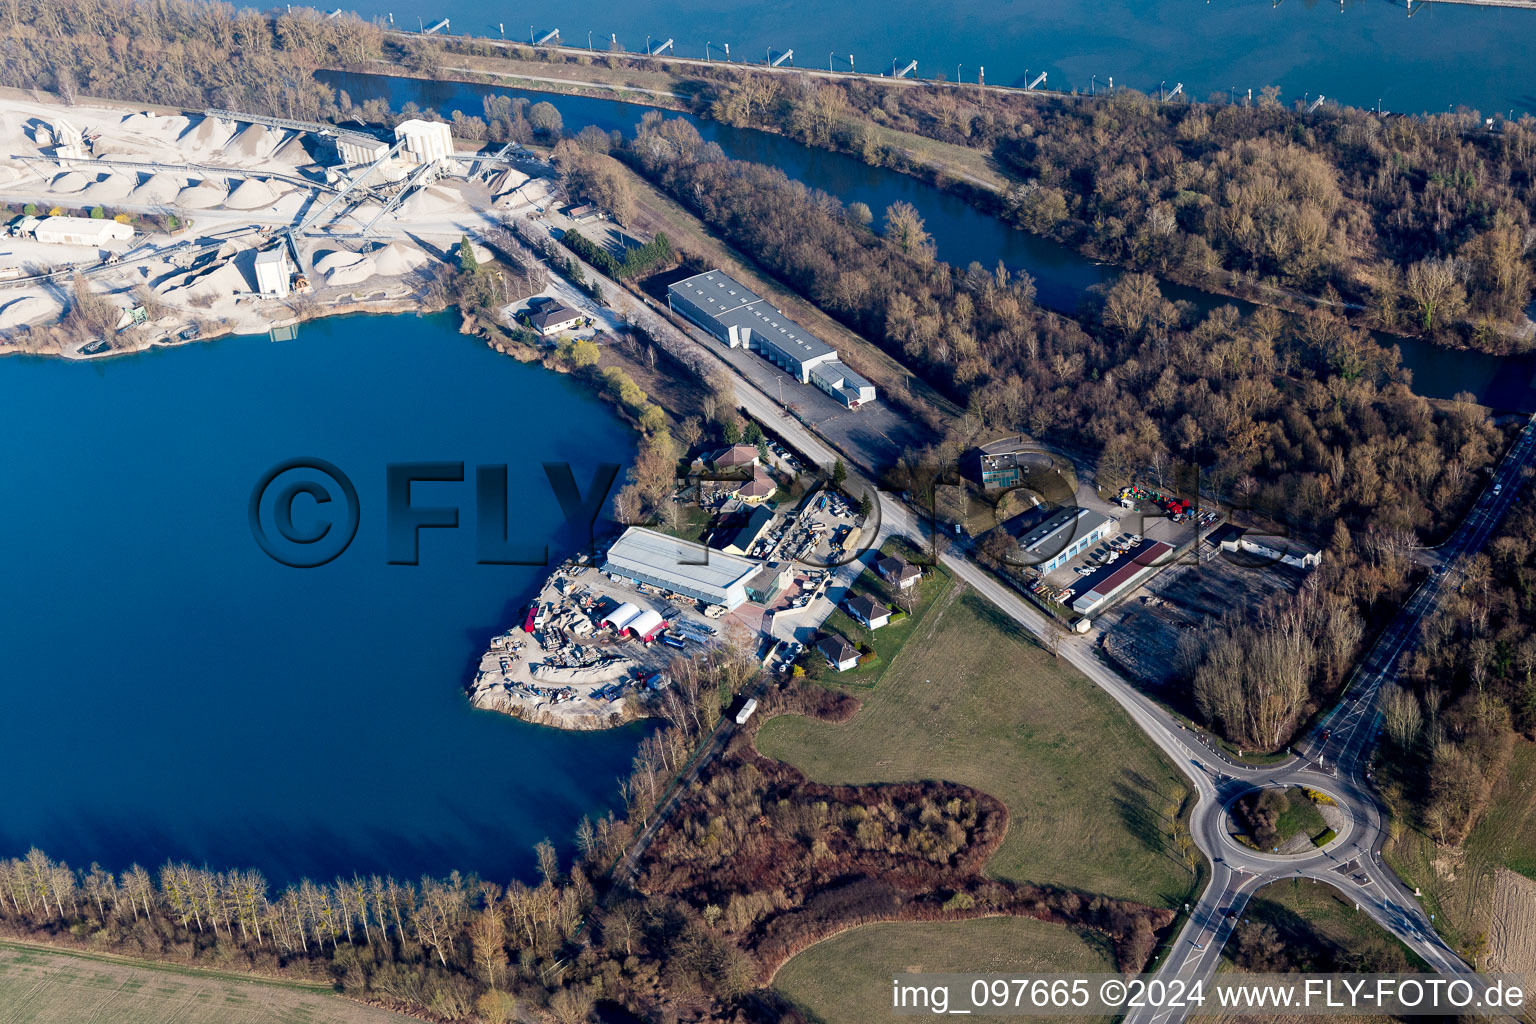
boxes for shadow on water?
[321,69,1536,412]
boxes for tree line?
[411,34,1536,352]
[0,645,1178,1024]
[1379,500,1536,848]
[692,66,1536,352]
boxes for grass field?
[810,544,952,689]
[773,917,1116,1024]
[1384,737,1536,957]
[0,941,414,1024]
[1234,879,1424,972]
[760,584,1197,907]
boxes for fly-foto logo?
[248,459,620,568]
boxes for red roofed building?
[1070,541,1174,616]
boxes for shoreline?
[0,295,439,361]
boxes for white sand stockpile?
[269,136,311,167]
[372,241,428,276]
[180,115,235,156]
[229,124,279,162]
[223,177,282,210]
[177,180,228,209]
[398,185,460,219]
[0,163,30,187]
[81,173,134,202]
[51,170,88,193]
[130,172,183,205]
[156,262,248,305]
[315,248,375,287]
[0,293,62,330]
[491,167,529,196]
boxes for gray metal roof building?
[668,269,844,385]
[1017,507,1114,572]
[602,526,759,609]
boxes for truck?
[734,698,759,725]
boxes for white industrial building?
[32,216,133,247]
[810,360,877,408]
[335,129,389,166]
[668,270,874,401]
[1016,506,1114,572]
[1219,530,1323,570]
[394,119,453,165]
[253,246,293,298]
[602,526,759,610]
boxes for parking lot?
[1096,528,1307,689]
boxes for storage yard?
[468,551,732,729]
[0,95,554,346]
[470,465,877,726]
[1097,527,1310,689]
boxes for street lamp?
[645,35,651,55]
[830,51,836,72]
[774,374,786,407]
[587,30,593,51]
[705,40,711,60]
[1091,74,1096,96]
[1160,80,1165,102]
[957,63,963,84]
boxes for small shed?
[601,602,641,631]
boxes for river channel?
[323,69,1536,411]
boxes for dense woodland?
[1379,502,1536,848]
[693,65,1536,351]
[421,32,1536,350]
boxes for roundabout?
[1219,782,1353,860]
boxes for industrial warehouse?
[667,269,877,408]
[601,526,762,611]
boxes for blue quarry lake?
[0,312,646,886]
[344,0,1536,117]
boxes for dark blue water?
[325,70,1536,410]
[347,0,1536,117]
[0,312,646,885]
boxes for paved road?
[703,328,1536,1004]
[1125,412,1536,1024]
[559,237,1536,994]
